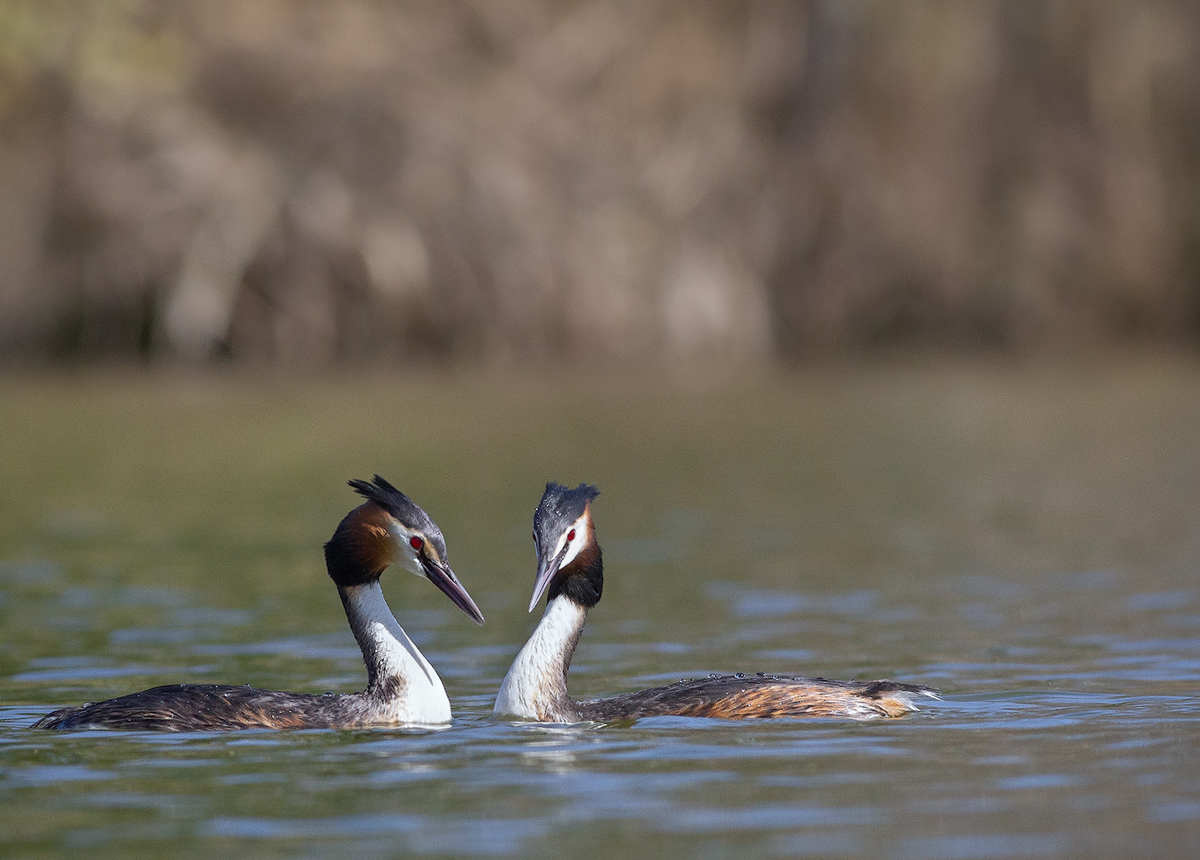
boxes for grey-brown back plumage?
[575,674,939,722]
[30,684,386,731]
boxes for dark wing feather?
[31,684,360,731]
[575,674,938,722]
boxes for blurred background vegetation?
[0,0,1197,367]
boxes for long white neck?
[494,596,588,722]
[340,581,452,725]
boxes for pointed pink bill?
[528,542,569,612]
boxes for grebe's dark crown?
[534,482,598,552]
[349,475,447,561]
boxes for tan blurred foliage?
[0,1,1197,366]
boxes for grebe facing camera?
[494,483,936,723]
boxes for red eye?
[410,536,423,550]
[567,528,576,542]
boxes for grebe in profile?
[494,483,936,723]
[33,476,484,731]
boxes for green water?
[2,360,1199,858]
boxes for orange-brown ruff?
[33,476,484,731]
[494,483,937,723]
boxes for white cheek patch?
[557,513,590,568]
[386,521,425,577]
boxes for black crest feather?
[349,475,417,521]
[534,482,599,557]
[348,476,443,547]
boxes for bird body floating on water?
[494,482,937,723]
[33,476,484,731]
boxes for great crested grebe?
[33,476,484,731]
[494,483,937,723]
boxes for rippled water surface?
[2,362,1199,858]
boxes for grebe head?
[324,475,484,624]
[529,482,602,612]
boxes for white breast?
[494,596,587,720]
[343,581,452,725]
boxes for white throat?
[342,581,452,725]
[494,596,587,720]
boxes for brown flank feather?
[573,674,938,722]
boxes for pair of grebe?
[32,478,935,731]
